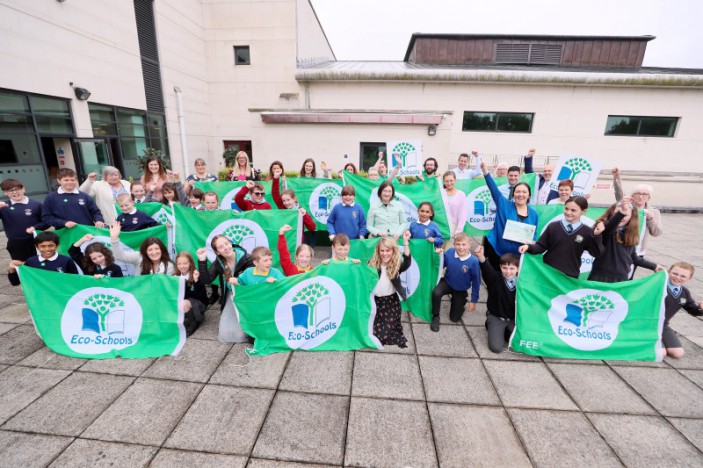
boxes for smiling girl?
[110,221,174,275]
[408,201,444,249]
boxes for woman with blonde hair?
[226,151,256,181]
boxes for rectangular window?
[605,115,678,137]
[234,46,251,65]
[360,142,386,171]
[462,112,533,133]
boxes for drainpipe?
[173,86,189,175]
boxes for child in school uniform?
[321,234,362,265]
[272,173,318,246]
[42,168,104,229]
[203,191,220,211]
[115,193,159,232]
[431,232,480,331]
[188,188,205,210]
[130,181,147,204]
[174,252,208,336]
[234,246,284,285]
[662,262,703,358]
[69,234,123,278]
[278,225,314,276]
[368,231,413,348]
[235,181,272,211]
[408,201,444,250]
[8,231,79,285]
[519,196,605,278]
[475,246,519,353]
[0,178,46,261]
[327,185,367,240]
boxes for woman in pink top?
[442,171,468,240]
[226,151,256,181]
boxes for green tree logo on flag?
[151,207,173,225]
[275,277,346,350]
[392,142,417,167]
[467,186,497,230]
[61,287,143,354]
[309,183,342,224]
[205,219,268,261]
[557,158,593,190]
[548,289,628,351]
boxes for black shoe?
[208,292,220,306]
[430,317,440,332]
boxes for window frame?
[604,115,678,138]
[462,111,534,133]
[233,45,251,65]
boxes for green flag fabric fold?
[18,267,185,359]
[194,181,275,211]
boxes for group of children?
[2,162,702,359]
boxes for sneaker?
[430,317,440,332]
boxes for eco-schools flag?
[343,171,451,239]
[348,238,441,321]
[194,181,275,211]
[285,178,343,231]
[17,267,185,359]
[547,155,602,197]
[234,263,382,356]
[115,201,176,258]
[511,255,665,361]
[172,204,300,269]
[45,224,168,277]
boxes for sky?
[311,0,703,69]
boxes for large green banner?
[348,238,441,321]
[45,224,169,277]
[233,262,382,356]
[342,171,451,239]
[511,255,665,361]
[18,267,185,359]
[194,181,275,211]
[285,177,343,232]
[457,173,537,236]
[115,201,175,257]
[172,204,300,269]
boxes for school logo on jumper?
[80,236,137,276]
[205,219,268,261]
[542,215,596,274]
[369,192,419,226]
[309,183,341,224]
[61,287,142,354]
[548,289,627,351]
[274,277,345,350]
[399,245,421,298]
[466,187,497,230]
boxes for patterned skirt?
[373,294,407,348]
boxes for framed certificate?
[502,220,536,244]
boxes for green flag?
[285,177,343,231]
[45,224,168,277]
[17,267,185,359]
[511,255,665,361]
[173,204,300,269]
[348,238,441,321]
[342,171,451,239]
[115,202,175,257]
[194,181,275,211]
[233,262,382,356]
[458,173,538,236]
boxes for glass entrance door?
[75,139,113,179]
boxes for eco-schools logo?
[205,219,268,262]
[369,192,419,225]
[467,187,496,230]
[399,244,420,298]
[309,183,341,224]
[548,289,627,351]
[81,236,137,276]
[552,157,593,192]
[61,288,142,354]
[274,277,345,350]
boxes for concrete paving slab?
[49,439,158,467]
[247,459,339,468]
[142,338,231,383]
[688,335,703,348]
[665,336,703,370]
[0,430,73,467]
[466,326,540,361]
[540,356,605,365]
[548,363,655,414]
[82,378,201,445]
[484,361,578,410]
[279,351,353,395]
[77,357,155,376]
[606,358,670,368]
[0,324,45,364]
[461,303,489,327]
[372,321,416,355]
[189,312,221,341]
[680,369,703,389]
[18,347,86,370]
[429,403,530,468]
[508,409,621,467]
[345,397,437,468]
[352,352,424,400]
[613,366,703,417]
[165,385,273,454]
[589,414,703,467]
[669,312,703,339]
[0,303,30,323]
[419,356,500,405]
[152,449,247,467]
[0,366,70,424]
[210,344,289,388]
[412,322,477,358]
[0,322,18,335]
[667,418,703,453]
[252,392,348,465]
[3,372,133,436]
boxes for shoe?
[208,292,220,306]
[430,317,440,332]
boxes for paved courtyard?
[0,213,702,467]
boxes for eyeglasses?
[252,192,265,196]
[632,192,650,196]
[4,189,22,194]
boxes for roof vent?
[495,43,563,65]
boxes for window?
[605,116,678,137]
[462,112,534,133]
[360,142,386,171]
[234,46,250,65]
